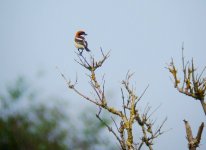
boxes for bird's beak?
[84,33,87,36]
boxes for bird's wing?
[75,38,85,45]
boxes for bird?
[74,30,90,55]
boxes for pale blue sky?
[0,0,206,149]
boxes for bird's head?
[75,30,87,38]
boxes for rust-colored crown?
[75,30,87,37]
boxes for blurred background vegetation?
[0,77,115,150]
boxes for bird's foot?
[77,49,83,56]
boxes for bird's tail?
[84,40,90,52]
[85,47,90,52]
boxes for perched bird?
[74,30,90,55]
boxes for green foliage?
[73,109,114,150]
[0,114,67,150]
[7,77,28,100]
[0,77,68,150]
[0,77,116,150]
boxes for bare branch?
[167,49,206,115]
[147,104,162,120]
[196,122,204,144]
[96,113,126,150]
[111,117,120,132]
[153,117,167,138]
[135,85,149,107]
[184,120,204,150]
[64,48,167,150]
[121,88,127,119]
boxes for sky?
[0,0,206,149]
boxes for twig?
[135,85,149,107]
[121,88,127,119]
[167,49,206,115]
[96,113,125,150]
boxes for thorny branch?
[61,49,166,150]
[167,45,206,115]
